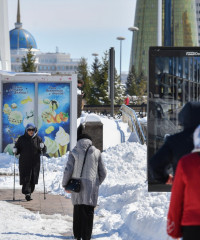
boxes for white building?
[37,51,79,75]
[0,0,11,71]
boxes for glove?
[40,143,44,149]
[13,148,17,154]
[166,174,173,185]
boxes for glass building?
[130,0,198,77]
[195,0,200,45]
[148,47,200,191]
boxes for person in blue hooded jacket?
[13,123,46,201]
[149,102,200,184]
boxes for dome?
[9,28,37,50]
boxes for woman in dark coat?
[149,102,200,184]
[13,123,46,201]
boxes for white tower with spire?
[0,0,11,71]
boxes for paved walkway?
[0,189,74,238]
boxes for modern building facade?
[0,0,11,71]
[196,0,200,45]
[10,0,80,74]
[130,0,198,77]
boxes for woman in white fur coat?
[62,124,107,240]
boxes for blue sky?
[8,0,136,73]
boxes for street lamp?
[128,26,139,69]
[92,53,98,57]
[116,36,125,83]
[128,26,139,32]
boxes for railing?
[83,103,147,117]
[120,104,146,145]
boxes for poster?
[2,83,35,155]
[38,83,70,157]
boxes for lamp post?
[157,0,162,46]
[92,53,99,69]
[116,36,125,82]
[92,53,98,57]
[128,26,139,69]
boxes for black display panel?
[148,47,200,192]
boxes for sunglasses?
[27,129,34,132]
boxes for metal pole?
[120,40,122,82]
[109,47,115,117]
[128,27,139,70]
[13,153,16,201]
[117,37,125,82]
[157,0,162,46]
[41,151,46,200]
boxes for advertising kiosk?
[0,72,77,157]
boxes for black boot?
[25,194,32,201]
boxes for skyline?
[8,0,136,73]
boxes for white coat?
[62,138,107,206]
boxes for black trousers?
[73,204,95,240]
[182,226,200,240]
[22,171,35,195]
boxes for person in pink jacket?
[167,124,200,240]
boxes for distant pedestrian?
[124,95,130,105]
[62,124,107,240]
[149,101,200,184]
[13,123,46,201]
[167,124,200,240]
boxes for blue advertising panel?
[2,82,35,155]
[38,83,70,157]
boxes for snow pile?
[0,154,18,175]
[93,141,170,240]
[0,201,72,240]
[0,113,171,240]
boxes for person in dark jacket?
[167,124,200,240]
[13,123,46,201]
[149,101,200,184]
[62,124,107,240]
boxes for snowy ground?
[0,113,171,240]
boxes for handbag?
[65,146,91,193]
[64,178,81,193]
